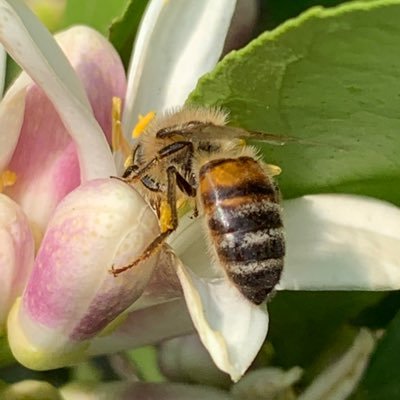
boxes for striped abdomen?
[199,156,284,305]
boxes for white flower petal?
[279,194,400,291]
[123,0,237,135]
[0,0,116,179]
[0,72,30,171]
[174,256,269,382]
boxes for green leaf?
[189,0,400,205]
[108,0,149,69]
[352,309,400,399]
[59,0,130,35]
[267,292,384,370]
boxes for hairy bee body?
[118,107,285,304]
[199,156,284,304]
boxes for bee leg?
[272,181,282,203]
[110,165,181,276]
[110,164,139,183]
[122,164,139,178]
[110,230,172,276]
[175,171,196,197]
[173,169,199,218]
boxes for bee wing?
[193,124,343,148]
[171,123,303,145]
[158,123,335,147]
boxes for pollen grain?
[0,170,17,192]
[132,111,156,138]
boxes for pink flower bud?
[8,179,160,369]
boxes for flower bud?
[7,179,160,370]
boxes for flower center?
[111,97,156,170]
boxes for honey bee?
[112,107,285,305]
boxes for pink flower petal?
[7,179,160,369]
[0,194,34,328]
[5,26,126,235]
[0,73,30,172]
[56,26,126,144]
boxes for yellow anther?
[0,170,17,192]
[111,96,131,158]
[132,111,156,138]
[123,154,133,169]
[238,139,246,147]
[111,97,122,150]
[159,200,173,233]
[265,164,282,177]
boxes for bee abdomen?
[217,225,285,263]
[199,157,284,305]
[214,203,284,305]
[226,258,283,304]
